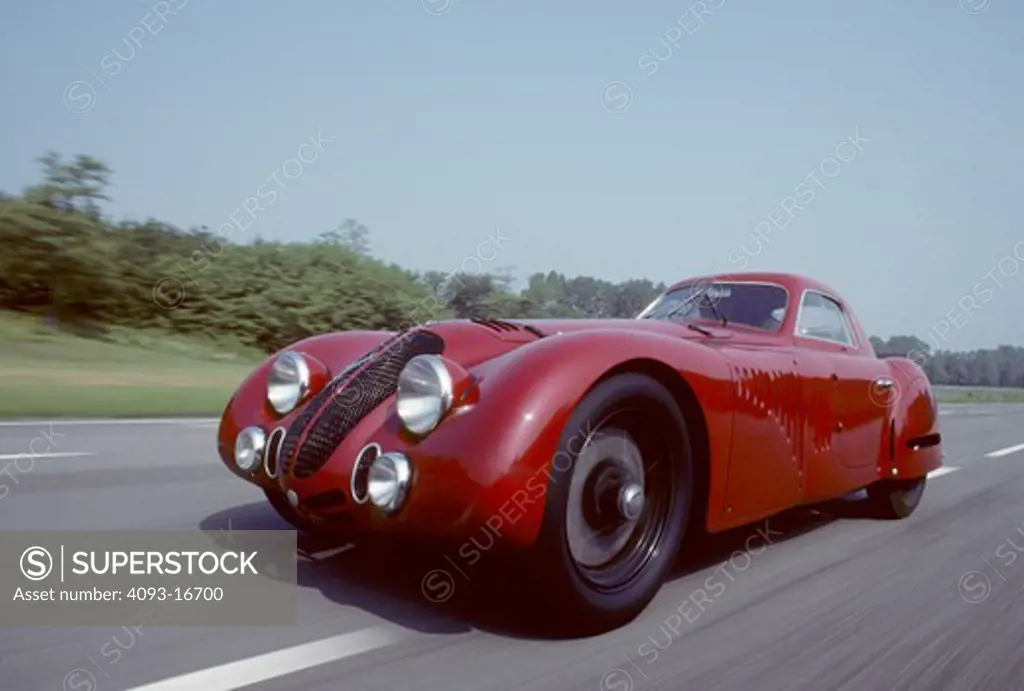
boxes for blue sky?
[1,0,1021,350]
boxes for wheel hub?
[618,482,644,520]
[566,428,646,569]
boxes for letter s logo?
[20,546,53,581]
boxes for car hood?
[460,316,745,341]
[417,317,750,370]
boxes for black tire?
[527,373,693,636]
[865,476,926,519]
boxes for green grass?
[4,310,1024,417]
[0,312,264,418]
[934,385,1024,404]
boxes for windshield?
[639,281,789,332]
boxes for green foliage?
[871,336,1024,387]
[0,153,662,355]
[6,150,1022,390]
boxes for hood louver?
[470,318,546,338]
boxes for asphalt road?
[2,404,1024,690]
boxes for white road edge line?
[928,466,960,479]
[0,452,96,460]
[124,626,404,691]
[0,418,218,427]
[985,443,1024,459]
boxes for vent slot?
[303,489,347,511]
[263,427,286,479]
[350,443,379,504]
[906,432,941,451]
[470,318,545,338]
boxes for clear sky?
[1,0,1021,351]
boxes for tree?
[24,152,112,218]
[319,218,370,256]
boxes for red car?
[218,272,941,633]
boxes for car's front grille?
[281,329,445,478]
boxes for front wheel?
[865,476,927,519]
[527,373,693,636]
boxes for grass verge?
[0,311,263,418]
[3,310,1024,416]
[934,385,1024,404]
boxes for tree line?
[0,153,663,354]
[870,335,1024,388]
[2,152,1022,387]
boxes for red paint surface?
[218,273,942,547]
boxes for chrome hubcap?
[566,428,646,569]
[618,483,644,520]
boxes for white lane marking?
[307,544,354,561]
[124,626,404,691]
[985,443,1024,458]
[0,418,218,427]
[928,466,960,479]
[0,452,96,460]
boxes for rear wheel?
[865,476,926,519]
[528,373,692,636]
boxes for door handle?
[872,377,897,403]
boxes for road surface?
[1,404,1023,690]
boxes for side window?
[796,292,855,345]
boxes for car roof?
[664,271,875,355]
[666,272,845,303]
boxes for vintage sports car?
[218,272,942,633]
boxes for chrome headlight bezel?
[267,351,311,415]
[367,452,412,515]
[396,354,454,436]
[234,426,266,473]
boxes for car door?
[720,345,804,521]
[794,290,887,498]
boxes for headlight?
[396,354,454,435]
[267,352,310,414]
[367,452,412,514]
[234,426,266,473]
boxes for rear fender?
[879,357,942,480]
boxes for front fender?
[217,330,394,477]
[420,329,733,547]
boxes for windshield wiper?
[687,322,713,336]
[662,300,693,322]
[697,294,728,326]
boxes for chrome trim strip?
[263,426,287,479]
[350,442,381,504]
[793,288,859,348]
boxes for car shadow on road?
[199,502,471,637]
[199,494,877,641]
